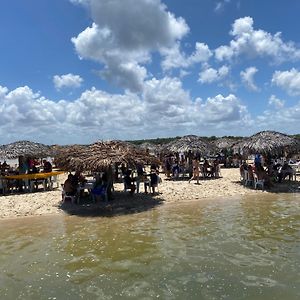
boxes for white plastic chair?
[243,170,253,187]
[253,173,264,190]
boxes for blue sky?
[0,0,300,145]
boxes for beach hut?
[54,140,160,172]
[164,135,214,155]
[0,140,53,159]
[212,137,243,152]
[232,131,300,156]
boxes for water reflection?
[0,193,299,299]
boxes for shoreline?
[0,169,299,220]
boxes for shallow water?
[0,193,299,299]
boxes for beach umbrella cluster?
[0,140,53,159]
[233,131,300,155]
[54,140,160,172]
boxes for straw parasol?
[212,137,243,151]
[0,140,53,159]
[54,140,160,172]
[164,135,213,154]
[233,131,300,156]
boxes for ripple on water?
[0,194,299,299]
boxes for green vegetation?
[127,135,244,145]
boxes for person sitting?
[91,173,108,202]
[203,159,212,177]
[63,174,78,200]
[43,160,52,172]
[123,169,136,194]
[278,162,294,182]
[255,163,273,188]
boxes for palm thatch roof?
[138,142,165,155]
[211,137,244,151]
[164,135,213,154]
[0,140,53,159]
[233,131,300,155]
[54,140,160,171]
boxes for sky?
[1,0,300,145]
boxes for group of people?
[164,155,221,183]
[63,171,86,197]
[240,154,296,188]
[122,163,161,195]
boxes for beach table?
[2,171,65,193]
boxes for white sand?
[0,169,298,219]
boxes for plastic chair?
[243,170,253,187]
[253,173,264,190]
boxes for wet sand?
[0,169,299,219]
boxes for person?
[278,162,294,182]
[73,170,86,186]
[2,160,9,171]
[255,163,273,188]
[172,160,180,179]
[91,173,108,202]
[123,169,136,194]
[164,157,172,178]
[63,174,77,197]
[254,153,261,168]
[188,159,200,184]
[43,160,52,172]
[135,162,145,193]
[203,159,212,177]
[145,169,159,194]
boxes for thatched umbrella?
[138,142,165,155]
[164,135,213,154]
[233,131,300,156]
[0,140,53,159]
[54,140,160,172]
[212,137,242,151]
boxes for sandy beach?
[0,168,299,220]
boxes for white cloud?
[0,81,251,144]
[161,42,212,71]
[214,0,231,12]
[272,68,300,96]
[215,16,300,63]
[71,0,189,92]
[53,73,83,90]
[198,65,229,84]
[268,95,285,109]
[196,94,247,124]
[240,66,259,91]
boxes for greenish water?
[0,193,299,300]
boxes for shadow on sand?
[59,191,165,217]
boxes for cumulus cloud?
[71,0,189,91]
[272,68,300,96]
[196,94,247,124]
[268,95,285,109]
[53,73,83,90]
[215,16,300,63]
[0,80,251,144]
[198,65,229,84]
[161,42,212,71]
[240,66,259,91]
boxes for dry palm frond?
[0,140,53,159]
